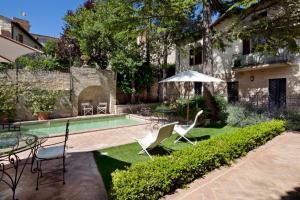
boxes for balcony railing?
[233,52,295,68]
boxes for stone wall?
[0,67,116,120]
[71,67,116,116]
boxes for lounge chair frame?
[174,110,203,145]
[134,122,178,159]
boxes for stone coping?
[18,114,150,138]
[19,114,127,126]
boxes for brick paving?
[0,122,151,200]
[163,132,300,200]
[46,123,150,152]
[0,152,106,200]
[1,122,300,200]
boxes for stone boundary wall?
[0,67,116,121]
[0,69,70,89]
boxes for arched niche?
[77,85,109,115]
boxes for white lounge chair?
[174,110,203,145]
[134,122,178,159]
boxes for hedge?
[110,120,286,200]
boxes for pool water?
[21,116,142,137]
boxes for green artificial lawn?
[93,125,238,190]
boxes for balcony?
[233,52,295,70]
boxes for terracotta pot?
[37,112,49,121]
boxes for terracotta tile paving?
[46,123,150,152]
[0,123,150,200]
[0,152,106,200]
[163,132,300,200]
[1,122,300,200]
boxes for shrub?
[110,120,286,200]
[212,95,228,125]
[286,111,300,131]
[169,96,206,119]
[166,95,228,125]
[23,88,61,116]
[16,54,68,71]
[0,83,17,120]
[226,104,270,127]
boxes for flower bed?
[109,120,286,200]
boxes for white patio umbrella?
[160,70,223,83]
[159,70,223,123]
[0,35,42,63]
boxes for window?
[194,82,202,96]
[269,78,286,109]
[189,46,203,66]
[227,82,239,103]
[242,36,266,55]
[18,34,23,43]
[242,39,251,55]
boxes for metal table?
[153,107,176,125]
[0,131,38,200]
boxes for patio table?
[0,131,39,200]
[153,107,176,124]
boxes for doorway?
[227,82,239,103]
[269,78,286,109]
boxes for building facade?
[0,15,43,49]
[31,33,58,46]
[175,5,300,111]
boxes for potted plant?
[25,88,60,120]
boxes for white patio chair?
[174,110,203,145]
[81,102,93,115]
[97,102,107,114]
[134,122,178,159]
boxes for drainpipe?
[68,44,74,116]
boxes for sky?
[0,0,86,38]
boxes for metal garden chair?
[33,120,69,190]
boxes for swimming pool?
[21,115,144,137]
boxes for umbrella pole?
[186,82,193,125]
[187,94,190,125]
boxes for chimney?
[13,17,31,32]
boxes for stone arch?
[77,85,109,115]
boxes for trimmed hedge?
[109,120,286,200]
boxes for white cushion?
[36,145,65,160]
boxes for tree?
[57,27,81,67]
[63,0,114,68]
[109,43,144,103]
[43,40,59,57]
[216,0,300,53]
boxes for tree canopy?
[217,0,300,53]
